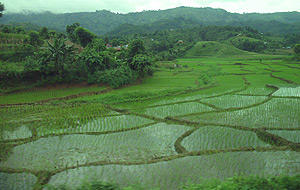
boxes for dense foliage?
[1,9,300,88]
[0,24,155,89]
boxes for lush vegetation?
[1,4,300,190]
[0,23,155,89]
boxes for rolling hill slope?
[184,41,252,58]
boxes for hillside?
[184,41,251,58]
[1,7,300,35]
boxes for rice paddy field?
[0,55,300,190]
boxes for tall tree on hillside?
[66,22,80,43]
[39,27,50,39]
[0,2,4,17]
[74,27,96,47]
[26,31,43,47]
[293,44,300,55]
[127,39,146,61]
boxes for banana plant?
[47,37,76,77]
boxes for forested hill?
[1,6,300,35]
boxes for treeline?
[110,25,290,58]
[2,23,300,63]
[1,22,300,88]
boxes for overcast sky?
[1,0,299,14]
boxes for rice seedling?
[1,57,300,190]
[272,85,300,97]
[0,173,37,190]
[0,123,191,170]
[46,151,300,190]
[1,125,32,141]
[237,74,286,95]
[201,95,267,109]
[183,98,300,129]
[134,102,214,118]
[181,126,270,151]
[0,86,107,105]
[35,115,153,136]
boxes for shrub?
[182,174,300,190]
[90,65,138,89]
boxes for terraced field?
[0,57,300,189]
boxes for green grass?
[184,41,249,58]
[0,86,107,105]
[133,102,214,118]
[237,74,286,95]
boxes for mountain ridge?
[1,6,300,35]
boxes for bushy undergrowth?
[88,65,139,89]
[45,174,300,190]
[183,174,300,190]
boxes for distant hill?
[184,41,250,58]
[1,7,300,35]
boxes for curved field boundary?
[174,128,199,154]
[123,76,250,111]
[0,146,292,190]
[273,63,300,70]
[1,61,300,190]
[0,121,159,146]
[0,88,112,107]
[109,85,218,105]
[270,73,296,84]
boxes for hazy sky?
[1,0,299,14]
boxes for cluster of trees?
[292,44,300,61]
[0,23,155,89]
[110,25,276,60]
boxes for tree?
[74,27,96,47]
[293,44,300,56]
[39,27,50,39]
[27,31,43,47]
[15,26,25,34]
[128,39,146,59]
[1,25,11,33]
[129,54,154,76]
[66,22,80,43]
[88,39,107,52]
[0,2,4,17]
